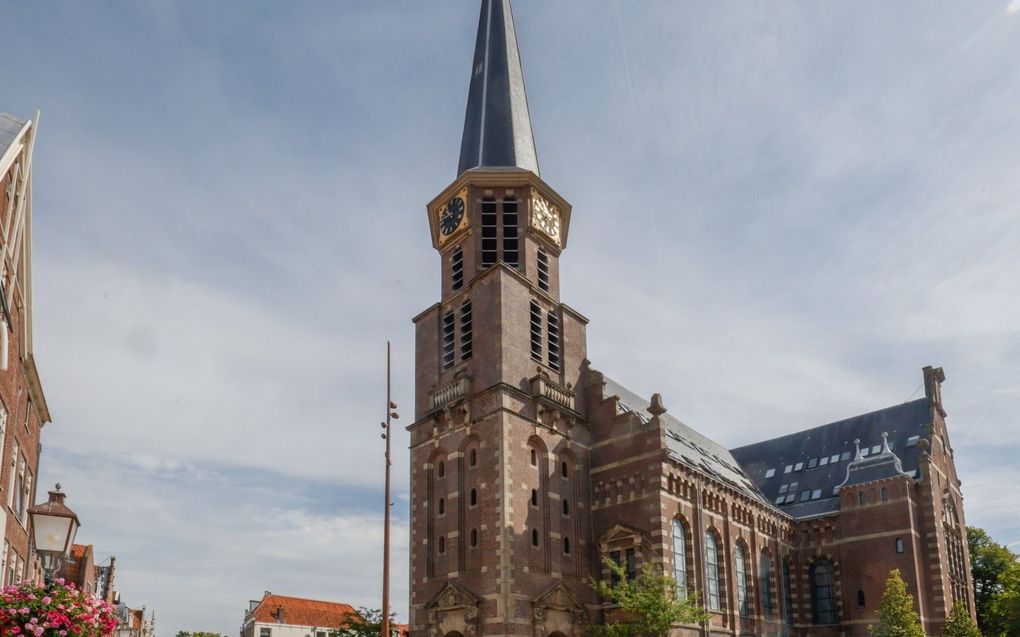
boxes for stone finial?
[853,438,863,461]
[648,393,667,418]
[881,431,893,454]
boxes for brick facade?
[0,112,50,588]
[407,4,975,635]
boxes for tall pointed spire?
[458,0,540,177]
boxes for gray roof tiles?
[458,0,540,177]
[0,113,30,159]
[730,398,931,519]
[602,377,767,503]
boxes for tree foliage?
[968,526,1020,636]
[332,608,394,637]
[869,570,925,637]
[589,556,709,637]
[941,602,981,637]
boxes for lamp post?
[27,483,80,585]
[380,342,399,637]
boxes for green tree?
[990,562,1020,637]
[590,556,709,637]
[869,570,924,637]
[968,526,1020,635]
[332,607,395,637]
[941,602,980,637]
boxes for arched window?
[470,489,477,506]
[811,561,837,625]
[438,536,446,555]
[783,560,794,626]
[531,489,538,507]
[531,448,537,466]
[563,537,571,555]
[760,552,773,615]
[561,460,569,478]
[735,543,749,616]
[562,499,570,516]
[671,519,688,599]
[470,529,478,547]
[705,532,722,611]
[532,528,540,547]
[469,448,477,467]
[437,461,445,478]
[438,498,445,515]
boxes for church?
[407,2,976,636]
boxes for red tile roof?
[252,594,356,629]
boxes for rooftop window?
[784,465,793,474]
[808,458,818,469]
[811,489,822,500]
[840,451,851,462]
[794,462,804,472]
[765,468,776,478]
[819,457,830,467]
[829,454,839,463]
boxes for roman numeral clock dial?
[531,193,561,246]
[436,190,469,246]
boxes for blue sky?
[3,2,1020,635]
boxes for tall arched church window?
[943,500,969,609]
[735,543,749,616]
[705,531,722,612]
[783,560,794,626]
[671,519,688,599]
[761,553,774,615]
[811,561,837,625]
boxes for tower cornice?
[425,168,572,251]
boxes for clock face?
[532,196,561,245]
[440,196,466,236]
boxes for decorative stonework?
[532,583,588,637]
[422,583,481,637]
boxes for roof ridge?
[261,594,355,607]
[730,397,930,452]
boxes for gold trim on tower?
[436,187,470,247]
[530,190,562,247]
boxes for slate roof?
[0,113,30,160]
[603,377,766,503]
[730,398,931,519]
[251,594,355,628]
[458,0,540,177]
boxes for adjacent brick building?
[407,2,977,637]
[0,111,51,588]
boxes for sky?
[2,1,1020,635]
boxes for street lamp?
[28,483,80,584]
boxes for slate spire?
[458,0,540,177]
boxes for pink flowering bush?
[0,579,118,637]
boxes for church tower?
[409,2,596,635]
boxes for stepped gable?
[730,398,931,519]
[602,376,765,503]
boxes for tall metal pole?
[382,341,392,637]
